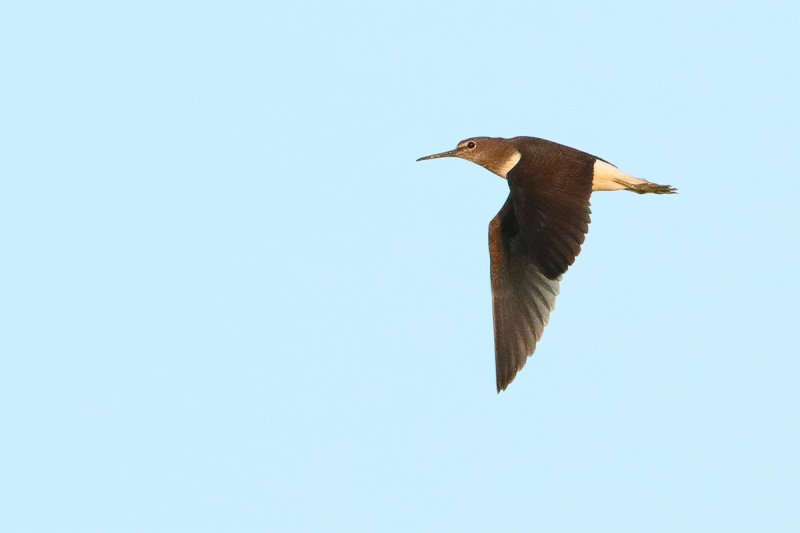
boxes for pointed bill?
[416,149,458,161]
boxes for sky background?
[1,1,798,532]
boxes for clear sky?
[1,1,798,532]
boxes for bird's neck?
[480,149,521,179]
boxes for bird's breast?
[487,150,522,179]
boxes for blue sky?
[1,1,798,532]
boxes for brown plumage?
[418,136,675,392]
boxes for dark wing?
[489,198,560,391]
[506,149,593,280]
[489,150,593,391]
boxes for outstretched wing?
[506,145,593,280]
[489,149,593,390]
[489,198,560,391]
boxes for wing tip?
[495,358,526,393]
[496,373,519,393]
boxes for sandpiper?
[418,136,675,391]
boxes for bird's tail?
[620,179,677,194]
[593,160,677,194]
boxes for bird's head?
[417,137,521,179]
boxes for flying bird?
[417,136,675,392]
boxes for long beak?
[416,149,458,162]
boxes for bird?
[417,136,675,392]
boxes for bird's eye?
[467,141,476,149]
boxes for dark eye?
[467,141,476,149]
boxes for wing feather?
[489,199,561,391]
[488,139,595,390]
